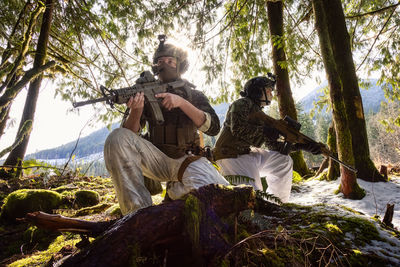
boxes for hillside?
[27,80,386,164]
[27,103,229,161]
[26,124,119,160]
[298,79,387,114]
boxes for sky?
[0,78,318,157]
[0,36,321,158]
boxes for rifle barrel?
[327,155,357,173]
[73,96,110,108]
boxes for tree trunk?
[327,122,340,180]
[322,0,384,182]
[0,99,11,140]
[312,0,364,199]
[55,184,256,267]
[266,0,310,176]
[4,0,54,172]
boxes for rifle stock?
[248,111,357,173]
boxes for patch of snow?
[289,176,400,229]
[36,152,104,166]
[290,177,400,265]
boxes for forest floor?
[0,170,400,266]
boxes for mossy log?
[31,184,255,266]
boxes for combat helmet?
[152,35,189,74]
[240,73,276,105]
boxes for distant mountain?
[28,81,387,163]
[28,103,230,161]
[298,79,387,114]
[26,124,119,160]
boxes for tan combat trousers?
[104,127,229,215]
[216,147,293,202]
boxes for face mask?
[155,62,179,82]
[259,87,273,107]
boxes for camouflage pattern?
[213,97,283,160]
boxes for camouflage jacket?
[213,97,282,160]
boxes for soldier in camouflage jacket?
[213,75,295,202]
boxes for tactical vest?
[146,82,200,159]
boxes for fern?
[255,190,282,205]
[224,175,282,204]
[224,175,255,186]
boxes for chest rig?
[146,82,200,158]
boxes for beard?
[155,63,179,82]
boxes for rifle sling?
[177,156,202,182]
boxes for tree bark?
[326,122,340,180]
[382,203,394,228]
[55,184,256,267]
[312,0,364,199]
[4,0,54,171]
[266,0,310,176]
[322,0,384,182]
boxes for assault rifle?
[248,111,357,173]
[72,71,186,125]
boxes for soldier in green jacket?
[213,75,320,202]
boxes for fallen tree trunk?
[31,184,255,266]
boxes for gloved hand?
[295,142,322,155]
[263,126,280,141]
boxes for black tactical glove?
[295,142,322,155]
[263,126,280,141]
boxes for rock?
[74,190,100,208]
[1,189,63,221]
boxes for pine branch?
[356,7,396,71]
[0,1,32,67]
[0,60,56,109]
[0,2,45,93]
[0,120,32,158]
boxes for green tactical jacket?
[213,97,281,160]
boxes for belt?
[177,156,202,182]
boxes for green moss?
[8,234,80,267]
[292,171,302,184]
[128,243,142,267]
[75,203,111,216]
[105,204,122,217]
[347,248,394,266]
[23,226,59,251]
[316,171,329,181]
[74,190,100,208]
[184,194,202,250]
[274,246,304,265]
[258,248,284,267]
[1,189,63,221]
[339,205,363,215]
[295,204,383,248]
[325,223,343,234]
[335,181,366,199]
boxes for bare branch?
[356,7,396,71]
[346,2,400,19]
